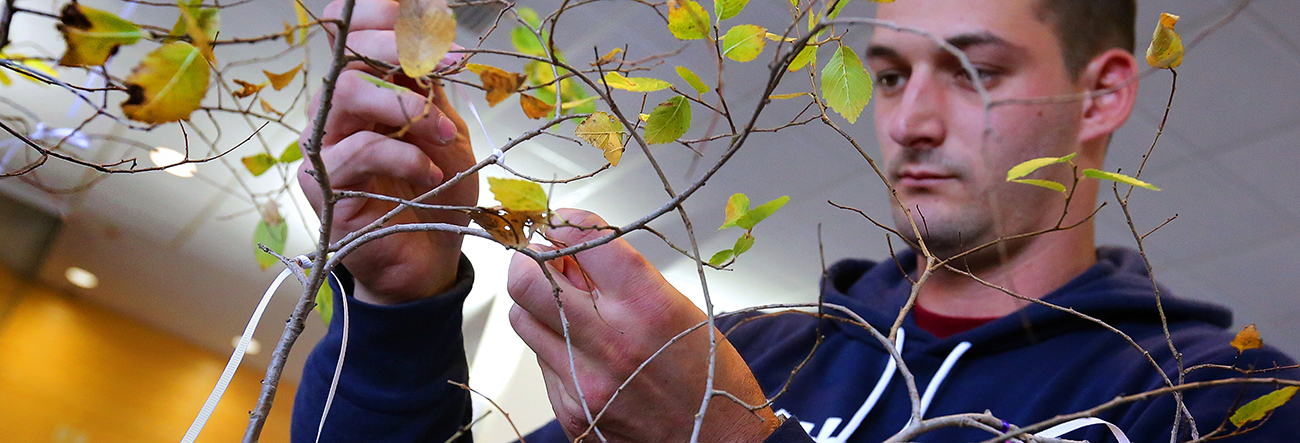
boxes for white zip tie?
[1036,417,1132,443]
[452,83,502,161]
[180,267,292,443]
[315,270,350,443]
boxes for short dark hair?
[1034,0,1136,79]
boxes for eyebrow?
[866,32,1027,61]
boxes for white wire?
[179,267,292,443]
[315,271,350,443]
[453,83,503,160]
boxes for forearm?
[293,256,477,443]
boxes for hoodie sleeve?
[292,256,476,443]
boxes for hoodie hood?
[819,246,1234,357]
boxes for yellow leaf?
[575,111,625,166]
[283,21,295,45]
[293,0,311,44]
[466,63,526,106]
[260,98,283,117]
[1231,324,1263,353]
[232,79,267,98]
[0,70,8,85]
[467,206,542,249]
[487,177,548,212]
[178,5,217,63]
[768,92,808,100]
[56,3,144,67]
[667,0,710,40]
[0,53,58,85]
[593,47,623,66]
[519,93,553,119]
[638,113,650,122]
[764,32,795,42]
[395,0,456,78]
[1146,12,1183,69]
[264,62,303,90]
[121,42,210,124]
[241,153,276,176]
[560,95,598,110]
[602,72,673,92]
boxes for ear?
[1076,48,1139,149]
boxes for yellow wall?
[0,270,294,443]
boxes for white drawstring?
[826,329,907,443]
[315,271,350,443]
[915,341,972,421]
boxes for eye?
[874,70,908,94]
[954,66,1001,89]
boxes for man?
[292,0,1299,442]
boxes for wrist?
[351,254,473,305]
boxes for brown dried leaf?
[519,93,554,119]
[264,62,303,90]
[232,79,267,98]
[467,206,542,249]
[1231,324,1263,353]
[260,98,283,117]
[394,0,456,78]
[466,63,526,106]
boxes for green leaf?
[488,177,548,212]
[721,24,767,62]
[57,3,145,67]
[788,45,817,71]
[708,249,734,266]
[676,66,709,94]
[279,140,302,163]
[1006,153,1076,181]
[668,0,710,40]
[719,193,750,229]
[732,232,755,255]
[644,95,692,144]
[358,73,412,93]
[315,277,334,326]
[170,0,220,40]
[253,218,288,271]
[1230,387,1297,428]
[715,0,750,21]
[1082,168,1161,191]
[241,153,277,176]
[1010,179,1066,193]
[820,46,872,123]
[510,8,547,56]
[121,42,210,124]
[602,72,673,92]
[736,195,788,229]
[826,0,851,19]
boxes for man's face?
[869,0,1086,258]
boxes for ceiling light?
[232,336,262,355]
[149,147,197,178]
[64,267,98,289]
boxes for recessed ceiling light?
[149,147,197,178]
[65,267,98,289]
[232,336,262,355]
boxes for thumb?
[545,208,662,298]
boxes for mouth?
[895,169,958,187]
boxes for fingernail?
[436,114,457,144]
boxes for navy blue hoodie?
[293,249,1299,442]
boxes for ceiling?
[1,0,1297,436]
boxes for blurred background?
[0,0,1297,441]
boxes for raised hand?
[298,0,476,305]
[508,209,780,443]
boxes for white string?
[315,271,350,443]
[179,267,292,443]
[452,83,502,160]
[1036,417,1132,443]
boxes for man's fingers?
[507,251,599,334]
[342,30,400,66]
[547,209,666,299]
[313,131,443,190]
[324,0,398,32]
[314,71,457,148]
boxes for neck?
[912,221,1097,318]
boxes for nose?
[886,70,947,151]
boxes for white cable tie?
[452,83,500,161]
[315,271,350,443]
[1036,417,1132,443]
[179,267,292,443]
